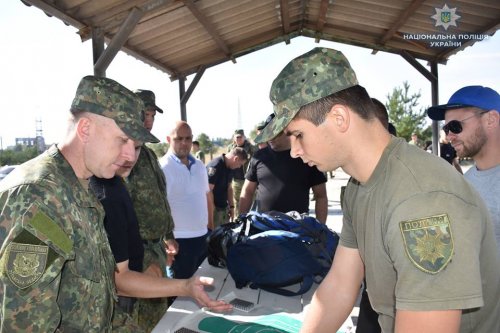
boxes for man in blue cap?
[427,85,500,257]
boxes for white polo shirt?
[160,152,210,239]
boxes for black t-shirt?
[89,176,144,272]
[207,155,233,208]
[245,147,327,213]
[440,142,457,165]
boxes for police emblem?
[208,167,216,177]
[399,214,454,274]
[431,4,461,31]
[441,12,451,24]
[6,243,48,289]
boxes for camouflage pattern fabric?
[227,141,257,215]
[134,89,164,113]
[231,179,244,216]
[125,145,174,330]
[111,306,146,332]
[213,207,229,229]
[255,47,359,143]
[71,76,159,143]
[0,145,117,332]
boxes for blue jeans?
[171,232,209,279]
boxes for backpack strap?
[251,275,314,297]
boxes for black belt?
[117,296,136,314]
[142,238,161,245]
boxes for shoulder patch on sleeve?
[27,207,73,256]
[208,167,216,177]
[5,242,48,289]
[399,214,454,274]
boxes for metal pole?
[431,62,439,156]
[179,77,187,121]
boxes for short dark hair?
[296,85,375,126]
[230,147,248,161]
[371,98,389,129]
[388,122,397,136]
[192,140,200,146]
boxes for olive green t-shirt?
[341,137,499,333]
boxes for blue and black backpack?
[207,211,339,296]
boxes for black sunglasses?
[442,111,488,135]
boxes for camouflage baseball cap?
[254,47,358,143]
[71,76,159,143]
[135,89,164,113]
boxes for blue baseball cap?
[427,85,500,120]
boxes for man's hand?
[164,238,179,266]
[186,276,233,312]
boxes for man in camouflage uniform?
[126,89,178,331]
[226,129,257,216]
[0,76,157,332]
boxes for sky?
[0,1,499,148]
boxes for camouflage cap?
[71,76,159,143]
[234,129,245,137]
[135,89,164,113]
[254,47,358,143]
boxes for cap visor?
[427,103,468,120]
[155,105,164,113]
[254,116,285,143]
[120,121,160,143]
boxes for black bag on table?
[206,211,339,296]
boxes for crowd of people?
[0,47,498,333]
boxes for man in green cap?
[125,89,178,331]
[0,75,157,332]
[227,129,257,216]
[255,48,499,333]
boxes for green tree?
[385,81,430,142]
[146,142,169,158]
[196,133,217,160]
[0,145,39,166]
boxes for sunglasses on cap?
[442,110,488,135]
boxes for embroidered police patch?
[399,214,454,274]
[5,243,48,289]
[208,167,216,177]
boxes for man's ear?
[485,109,499,128]
[76,116,91,143]
[166,135,172,144]
[327,104,350,133]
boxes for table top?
[152,259,356,333]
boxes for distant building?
[14,137,46,152]
[15,137,37,147]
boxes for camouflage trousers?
[214,206,229,229]
[133,240,170,332]
[231,179,244,216]
[111,305,145,332]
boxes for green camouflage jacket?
[0,145,116,332]
[126,146,174,241]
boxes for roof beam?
[299,0,308,31]
[400,50,437,84]
[315,0,329,42]
[379,0,426,45]
[182,0,235,63]
[94,7,144,75]
[279,0,291,44]
[78,0,177,42]
[22,0,84,28]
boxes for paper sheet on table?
[168,292,352,333]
